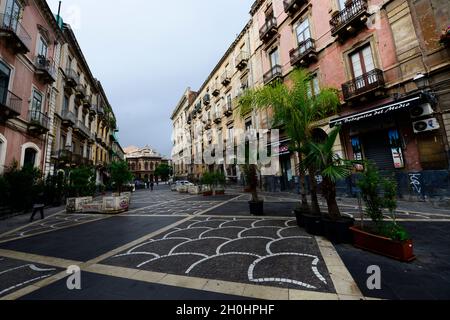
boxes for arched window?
[24,148,37,167]
[150,162,154,171]
[131,163,136,171]
[145,162,149,170]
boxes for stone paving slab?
[102,217,335,293]
[20,271,251,300]
[0,216,182,262]
[129,201,221,216]
[0,256,61,298]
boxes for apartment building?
[172,0,449,197]
[0,0,121,185]
[0,0,62,174]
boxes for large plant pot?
[66,197,93,213]
[303,214,323,236]
[323,217,355,244]
[102,195,130,214]
[294,209,305,228]
[203,191,213,196]
[350,226,416,262]
[249,201,264,216]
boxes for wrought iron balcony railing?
[211,84,220,97]
[0,13,31,54]
[289,38,317,66]
[283,0,308,16]
[342,68,385,101]
[52,149,73,162]
[28,109,49,132]
[221,71,231,86]
[0,89,22,119]
[259,17,278,42]
[61,109,76,125]
[34,55,56,83]
[330,0,368,38]
[263,65,283,84]
[65,68,80,87]
[235,51,249,70]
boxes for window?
[307,74,320,97]
[3,0,22,31]
[24,148,37,167]
[67,57,72,70]
[63,95,69,112]
[226,94,232,111]
[0,61,11,105]
[295,19,311,46]
[269,48,280,68]
[350,45,375,88]
[32,90,43,111]
[245,120,252,131]
[38,36,48,58]
[228,127,234,143]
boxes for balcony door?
[295,19,311,52]
[0,61,11,106]
[3,0,21,31]
[350,45,375,90]
[269,48,280,69]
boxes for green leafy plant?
[155,163,172,182]
[109,161,133,194]
[357,162,410,241]
[303,126,357,219]
[201,171,226,195]
[238,68,340,214]
[67,166,96,197]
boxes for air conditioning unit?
[410,103,434,119]
[413,117,440,133]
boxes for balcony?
[71,153,84,166]
[263,65,283,85]
[289,38,317,67]
[52,149,72,164]
[224,104,233,117]
[0,90,22,121]
[61,109,76,126]
[203,93,211,106]
[235,51,249,71]
[34,55,56,84]
[213,112,222,124]
[96,133,102,144]
[283,0,308,16]
[187,114,192,125]
[75,84,86,99]
[211,84,220,97]
[88,132,96,144]
[221,71,231,86]
[205,119,212,130]
[330,0,369,40]
[64,68,80,88]
[27,110,49,135]
[74,120,90,138]
[259,17,278,43]
[83,94,92,107]
[0,13,31,54]
[342,69,386,101]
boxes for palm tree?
[303,126,355,219]
[238,68,340,215]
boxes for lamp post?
[413,72,429,90]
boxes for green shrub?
[109,161,133,193]
[67,166,95,197]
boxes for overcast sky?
[47,0,254,158]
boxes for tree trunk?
[309,168,321,216]
[298,154,310,213]
[323,177,341,219]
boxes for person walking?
[30,192,45,222]
[150,181,154,192]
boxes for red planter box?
[350,227,416,262]
[203,191,213,196]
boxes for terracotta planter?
[350,226,416,262]
[249,200,264,216]
[203,191,213,196]
[215,190,225,195]
[322,217,355,244]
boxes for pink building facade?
[250,0,450,197]
[0,0,62,173]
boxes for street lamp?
[413,72,429,90]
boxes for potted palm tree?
[303,126,356,242]
[238,69,340,225]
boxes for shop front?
[330,94,449,199]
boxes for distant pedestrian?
[30,192,45,222]
[150,182,154,191]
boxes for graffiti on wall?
[408,173,423,196]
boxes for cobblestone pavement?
[0,185,448,300]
